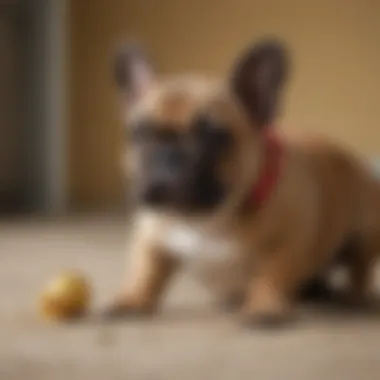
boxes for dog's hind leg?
[346,240,377,304]
[346,181,380,304]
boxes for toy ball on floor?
[39,271,91,322]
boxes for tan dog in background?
[104,38,380,326]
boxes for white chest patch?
[160,222,237,262]
[138,211,247,294]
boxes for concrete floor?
[1,216,380,380]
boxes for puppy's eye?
[192,115,232,148]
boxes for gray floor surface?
[1,216,380,380]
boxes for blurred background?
[1,0,380,217]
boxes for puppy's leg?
[103,238,178,319]
[218,291,245,312]
[241,252,310,328]
[346,185,380,306]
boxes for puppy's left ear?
[113,40,155,104]
[231,38,290,128]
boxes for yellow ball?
[39,271,91,321]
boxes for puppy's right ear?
[230,38,289,128]
[113,41,155,103]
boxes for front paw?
[240,295,293,329]
[241,309,293,329]
[218,292,245,312]
[101,296,155,321]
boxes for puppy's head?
[114,39,289,215]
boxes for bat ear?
[230,38,290,128]
[113,40,155,103]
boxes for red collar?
[250,130,284,209]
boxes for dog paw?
[240,309,293,329]
[218,292,245,312]
[100,298,155,321]
[240,293,293,329]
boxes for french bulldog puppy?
[104,38,380,326]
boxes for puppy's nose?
[143,182,169,204]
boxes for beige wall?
[69,0,380,209]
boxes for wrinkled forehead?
[127,75,224,129]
